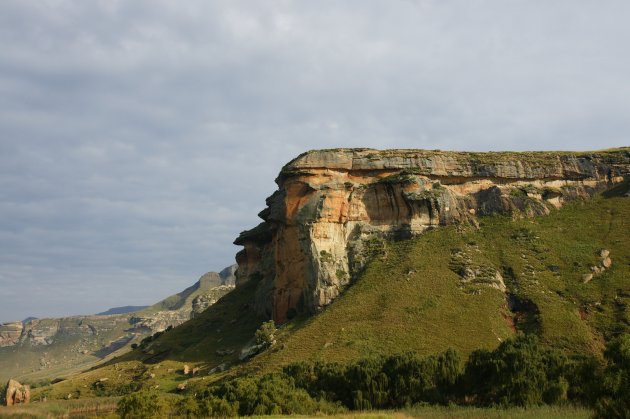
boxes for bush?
[255,320,277,348]
[175,396,201,418]
[462,334,568,406]
[202,373,337,416]
[199,396,239,417]
[116,390,168,419]
[594,334,630,419]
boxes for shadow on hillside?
[602,179,630,198]
[97,278,267,374]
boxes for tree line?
[117,333,630,418]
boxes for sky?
[1,0,629,322]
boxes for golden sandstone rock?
[234,148,630,323]
[5,379,30,406]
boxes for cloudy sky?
[1,1,629,322]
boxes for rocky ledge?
[234,148,630,323]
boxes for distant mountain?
[0,265,237,383]
[96,306,149,316]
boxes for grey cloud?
[1,0,629,320]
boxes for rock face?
[5,379,30,406]
[234,148,630,323]
[0,322,23,347]
[191,285,236,318]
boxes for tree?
[255,320,277,348]
[116,390,168,419]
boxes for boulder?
[239,344,264,361]
[209,362,230,374]
[4,379,30,406]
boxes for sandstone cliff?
[0,322,23,348]
[234,148,630,323]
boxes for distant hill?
[96,306,148,316]
[0,265,237,383]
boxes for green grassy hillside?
[251,192,629,371]
[28,189,630,403]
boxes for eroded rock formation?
[234,148,630,323]
[4,379,30,406]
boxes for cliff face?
[234,148,630,323]
[0,322,23,347]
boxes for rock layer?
[234,148,630,323]
[0,322,23,347]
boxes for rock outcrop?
[191,285,236,318]
[0,322,23,347]
[234,148,630,323]
[4,379,30,406]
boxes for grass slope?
[250,193,630,371]
[31,279,265,400]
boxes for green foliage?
[462,334,569,406]
[199,396,240,417]
[92,379,142,397]
[336,269,348,280]
[175,396,201,418]
[363,236,386,259]
[377,169,423,184]
[255,320,277,348]
[202,373,341,416]
[116,390,168,419]
[594,334,630,418]
[197,336,629,413]
[320,250,334,263]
